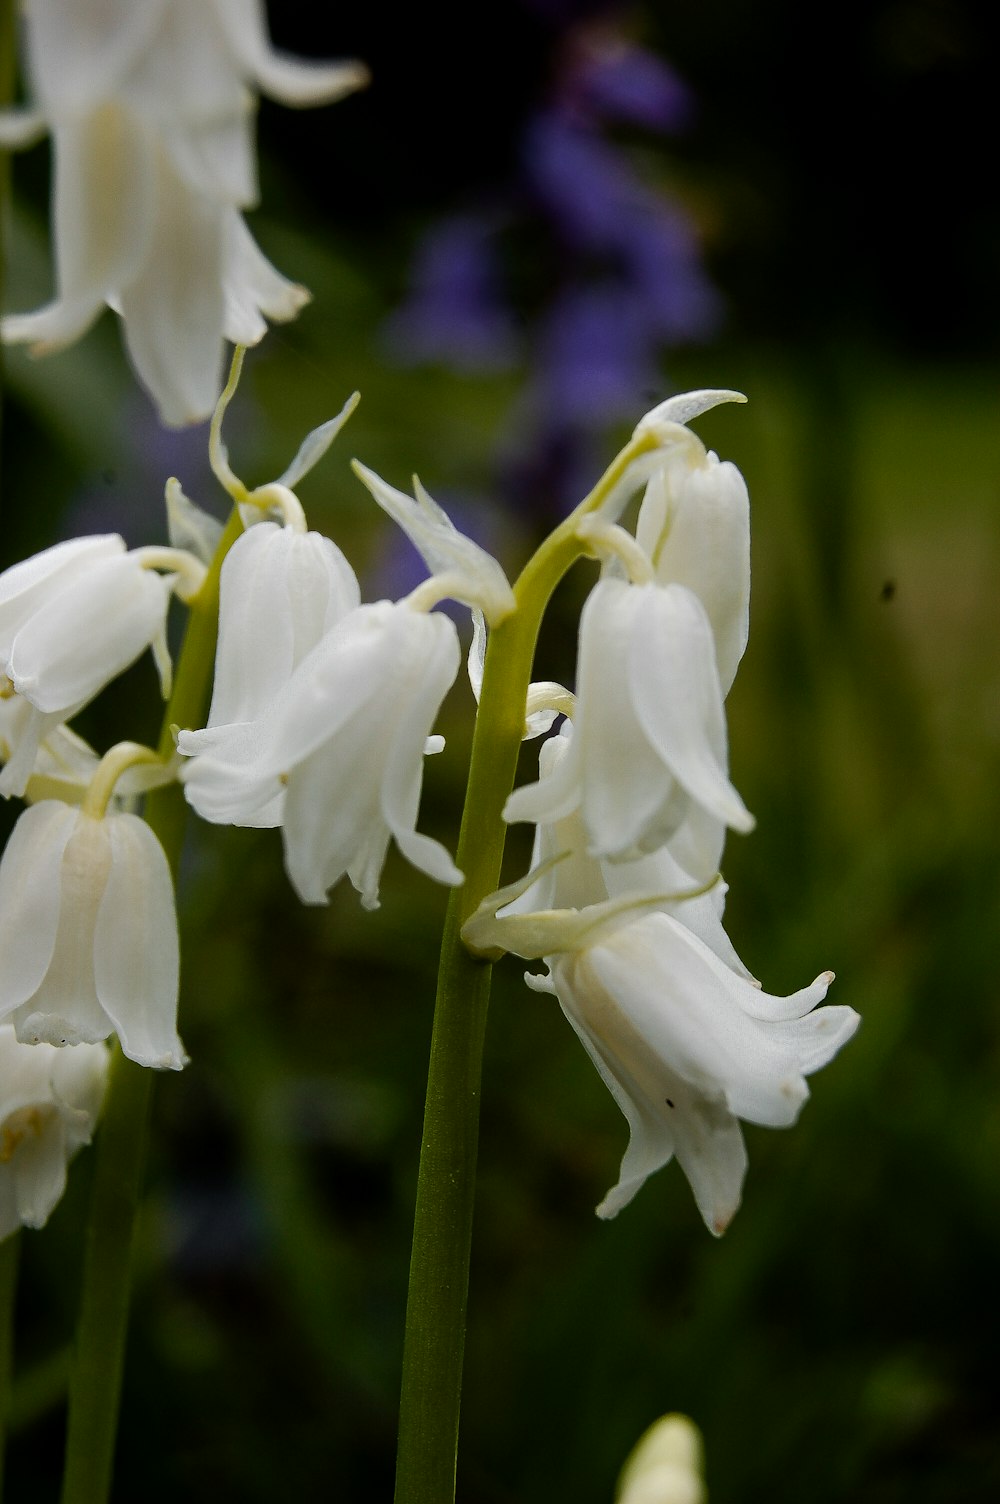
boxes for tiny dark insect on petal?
[665,1098,675,1108]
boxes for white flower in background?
[0,801,186,1070]
[504,577,753,876]
[182,598,464,908]
[464,882,857,1234]
[0,0,368,424]
[0,1026,108,1240]
[616,1413,707,1504]
[0,534,195,798]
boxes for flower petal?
[93,813,185,1069]
[8,558,172,714]
[637,459,751,696]
[23,0,167,118]
[117,150,227,425]
[211,0,370,106]
[627,583,753,836]
[222,213,310,344]
[0,803,77,1018]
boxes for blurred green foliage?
[2,2,999,1501]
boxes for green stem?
[393,433,657,1504]
[0,1233,19,1504]
[59,507,243,1504]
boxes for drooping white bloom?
[503,719,752,981]
[504,577,753,876]
[0,0,368,424]
[465,881,857,1234]
[550,913,856,1230]
[181,598,463,908]
[207,520,361,727]
[0,535,175,798]
[636,450,750,696]
[0,1025,109,1239]
[0,801,185,1070]
[176,516,361,828]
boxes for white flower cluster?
[0,524,205,1233]
[465,392,860,1234]
[0,375,515,1234]
[0,0,367,424]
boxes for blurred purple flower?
[624,204,722,341]
[533,282,657,425]
[559,31,695,132]
[383,215,518,372]
[383,11,722,516]
[523,110,643,251]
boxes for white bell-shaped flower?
[552,913,857,1231]
[636,451,750,696]
[504,577,753,875]
[0,801,185,1070]
[463,874,858,1233]
[0,1025,108,1239]
[0,536,174,798]
[0,0,368,424]
[206,520,361,729]
[181,598,464,908]
[504,719,752,981]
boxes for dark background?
[2,2,999,1500]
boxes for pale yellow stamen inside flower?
[0,677,15,700]
[0,1104,56,1163]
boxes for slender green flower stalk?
[393,428,661,1504]
[58,505,243,1504]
